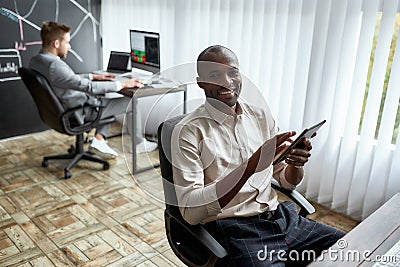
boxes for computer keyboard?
[372,239,400,266]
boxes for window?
[359,13,400,144]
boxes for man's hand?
[283,137,314,186]
[255,131,296,172]
[92,73,116,81]
[121,79,144,89]
[285,137,313,167]
[275,131,296,157]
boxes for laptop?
[106,51,130,74]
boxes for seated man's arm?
[273,162,301,190]
[48,60,119,95]
[91,73,115,81]
[273,137,313,189]
[171,124,293,225]
[171,124,220,225]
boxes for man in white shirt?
[171,45,344,266]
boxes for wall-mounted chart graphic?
[0,0,101,82]
[0,49,21,82]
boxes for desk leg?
[183,89,187,114]
[132,96,138,174]
[131,89,186,175]
[131,96,160,175]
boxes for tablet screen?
[272,120,326,165]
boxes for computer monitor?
[129,30,160,74]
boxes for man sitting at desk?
[30,21,157,159]
[171,45,345,266]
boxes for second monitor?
[129,30,160,74]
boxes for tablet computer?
[272,120,326,165]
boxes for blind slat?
[318,0,363,205]
[267,0,290,117]
[277,0,303,131]
[333,0,380,216]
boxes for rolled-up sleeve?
[273,162,299,190]
[171,124,221,225]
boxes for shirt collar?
[204,99,245,125]
[40,49,60,60]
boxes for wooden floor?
[0,123,359,266]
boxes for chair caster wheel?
[42,160,48,167]
[103,162,110,170]
[64,171,72,179]
[68,145,75,154]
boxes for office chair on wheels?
[19,67,116,179]
[158,115,316,267]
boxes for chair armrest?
[61,104,115,135]
[165,209,228,259]
[271,179,315,216]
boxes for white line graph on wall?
[0,49,22,82]
[0,0,100,82]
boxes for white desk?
[308,193,400,266]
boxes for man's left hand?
[285,137,312,167]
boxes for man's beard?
[58,51,68,59]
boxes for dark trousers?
[204,201,345,266]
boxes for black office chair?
[158,115,316,267]
[18,67,116,179]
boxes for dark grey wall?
[0,0,102,139]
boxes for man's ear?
[53,39,60,49]
[196,76,205,90]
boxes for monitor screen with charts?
[106,51,130,73]
[129,30,160,74]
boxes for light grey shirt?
[171,100,298,225]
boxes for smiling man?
[171,45,344,266]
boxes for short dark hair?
[197,45,238,75]
[40,21,71,47]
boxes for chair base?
[42,134,110,179]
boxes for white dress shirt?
[171,100,298,225]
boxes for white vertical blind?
[257,0,277,107]
[347,0,399,219]
[313,0,362,205]
[363,6,400,218]
[101,0,400,220]
[331,0,379,214]
[300,0,332,199]
[277,0,302,131]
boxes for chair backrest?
[158,115,229,266]
[158,114,186,211]
[18,67,66,134]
